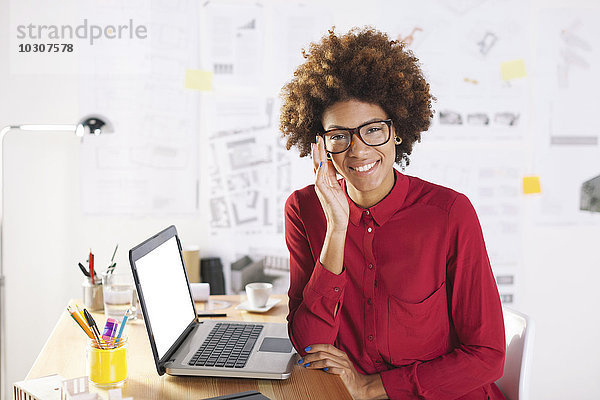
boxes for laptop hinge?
[157,320,199,374]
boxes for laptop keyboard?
[188,323,264,368]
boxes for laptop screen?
[134,235,196,360]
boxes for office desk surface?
[26,295,352,400]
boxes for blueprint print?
[79,0,199,214]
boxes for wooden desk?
[26,295,352,400]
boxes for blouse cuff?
[302,260,347,303]
[380,363,420,399]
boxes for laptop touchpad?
[258,337,293,353]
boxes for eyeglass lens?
[324,121,390,153]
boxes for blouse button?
[368,335,373,341]
[367,227,372,233]
[368,264,373,270]
[367,298,372,305]
[365,210,370,215]
[333,287,340,292]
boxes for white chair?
[496,307,535,400]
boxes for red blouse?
[285,169,506,399]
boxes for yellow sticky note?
[523,176,541,194]
[185,69,213,91]
[501,59,527,81]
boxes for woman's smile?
[348,160,378,173]
[322,100,396,208]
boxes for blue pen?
[114,309,132,346]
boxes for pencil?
[67,306,95,339]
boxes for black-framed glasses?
[320,119,393,154]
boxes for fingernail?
[298,358,303,364]
[318,162,322,168]
[316,136,319,144]
[303,363,310,367]
[305,346,311,352]
[324,367,329,371]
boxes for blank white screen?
[135,236,195,360]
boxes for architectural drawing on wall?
[580,174,600,213]
[227,138,272,170]
[558,18,592,89]
[130,146,189,169]
[467,113,490,126]
[531,147,600,226]
[530,8,600,227]
[438,110,520,128]
[494,112,519,126]
[270,1,334,92]
[79,0,200,214]
[538,9,599,147]
[379,0,529,144]
[205,97,292,235]
[439,110,463,125]
[477,31,497,55]
[201,1,265,88]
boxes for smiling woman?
[280,27,507,400]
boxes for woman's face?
[321,99,397,206]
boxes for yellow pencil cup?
[86,338,128,387]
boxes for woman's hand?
[312,136,349,234]
[300,344,387,400]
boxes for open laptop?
[129,225,296,379]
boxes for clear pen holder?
[86,337,128,387]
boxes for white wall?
[2,0,600,399]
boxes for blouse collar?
[342,169,409,227]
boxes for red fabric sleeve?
[284,191,347,356]
[380,194,506,400]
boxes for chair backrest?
[496,307,535,400]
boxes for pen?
[114,308,131,346]
[78,262,90,277]
[89,249,95,284]
[110,244,118,263]
[197,313,228,318]
[83,308,104,349]
[107,244,118,275]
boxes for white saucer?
[235,298,281,313]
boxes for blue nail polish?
[304,363,310,367]
[305,346,311,352]
[324,367,329,371]
[316,136,319,144]
[319,162,322,167]
[298,359,303,364]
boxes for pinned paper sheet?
[523,176,541,194]
[501,59,527,81]
[185,69,213,91]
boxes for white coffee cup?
[245,282,273,308]
[190,282,210,302]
